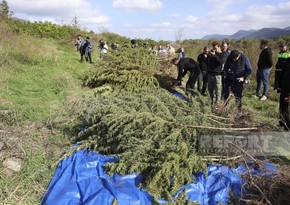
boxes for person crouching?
[172,57,201,96]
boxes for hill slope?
[202,26,290,40]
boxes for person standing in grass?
[223,50,252,111]
[207,41,223,107]
[85,37,93,63]
[75,34,82,52]
[277,49,290,130]
[221,41,231,99]
[274,42,290,92]
[98,39,108,59]
[197,46,209,96]
[256,39,273,101]
[172,57,201,96]
[80,37,93,63]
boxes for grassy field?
[0,30,95,203]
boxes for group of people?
[172,40,250,110]
[172,40,290,129]
[75,36,181,63]
[150,44,176,57]
[75,35,109,63]
[75,35,93,63]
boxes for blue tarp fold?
[41,150,277,205]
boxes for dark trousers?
[221,75,226,100]
[224,81,244,110]
[197,71,207,94]
[186,68,201,96]
[80,51,85,62]
[85,51,92,63]
[279,89,290,128]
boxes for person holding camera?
[223,50,252,111]
[207,41,223,107]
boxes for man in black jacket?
[279,59,290,130]
[224,50,252,110]
[256,39,273,101]
[197,46,209,95]
[275,42,290,91]
[172,57,201,96]
[207,41,223,106]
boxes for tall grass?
[0,20,93,204]
[0,21,92,123]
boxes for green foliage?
[82,47,160,90]
[99,32,131,46]
[71,87,228,201]
[0,0,12,19]
[9,19,81,40]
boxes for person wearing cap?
[256,39,273,101]
[224,50,252,110]
[172,57,201,96]
[275,42,290,92]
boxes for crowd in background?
[172,39,290,130]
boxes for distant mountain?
[202,26,290,40]
[201,34,230,40]
[231,30,256,39]
[11,17,28,22]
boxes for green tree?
[0,0,13,19]
[71,15,80,29]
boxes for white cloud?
[185,15,199,24]
[121,22,175,40]
[10,0,89,16]
[169,13,182,19]
[237,1,290,30]
[9,0,110,31]
[152,22,172,27]
[113,0,162,10]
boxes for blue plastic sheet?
[41,150,278,205]
[171,89,186,99]
[41,150,154,205]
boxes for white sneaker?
[260,95,267,101]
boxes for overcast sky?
[8,0,290,41]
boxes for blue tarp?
[41,150,278,205]
[171,89,186,99]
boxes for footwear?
[260,95,267,101]
[252,95,259,99]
